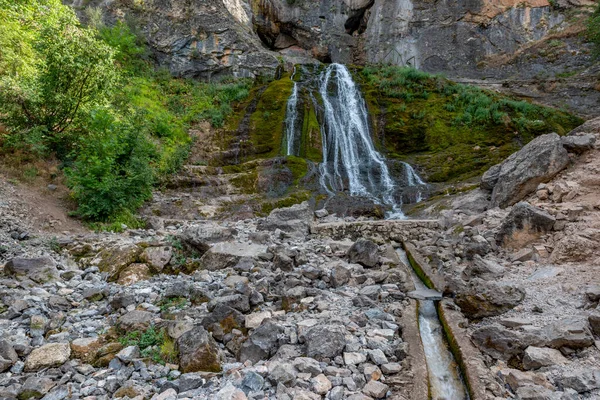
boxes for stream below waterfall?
[397,248,469,400]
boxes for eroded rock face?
[481,133,570,208]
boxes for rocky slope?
[1,117,600,399]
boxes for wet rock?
[496,202,556,248]
[140,246,172,273]
[542,317,594,350]
[4,257,59,283]
[239,320,285,364]
[199,242,267,271]
[305,324,346,360]
[522,346,568,370]
[25,343,71,371]
[118,310,154,332]
[177,325,223,373]
[481,133,570,208]
[347,238,379,268]
[455,278,525,319]
[561,133,596,154]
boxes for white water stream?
[397,248,469,400]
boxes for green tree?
[0,0,117,150]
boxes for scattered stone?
[362,380,389,398]
[177,325,223,373]
[118,310,154,332]
[140,246,172,272]
[4,257,59,283]
[542,317,594,349]
[347,239,379,268]
[25,343,71,371]
[305,324,346,360]
[311,374,332,395]
[19,376,56,399]
[522,346,568,370]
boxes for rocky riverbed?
[1,119,600,400]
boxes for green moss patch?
[355,65,583,182]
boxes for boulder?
[311,374,332,395]
[514,385,557,400]
[93,244,141,282]
[0,340,18,372]
[117,310,154,332]
[471,325,544,361]
[589,312,600,336]
[462,255,504,280]
[198,242,267,271]
[239,320,285,364]
[330,262,352,287]
[542,317,594,349]
[555,369,600,393]
[267,362,298,385]
[207,294,250,313]
[179,224,236,254]
[140,246,172,272]
[480,133,570,208]
[70,337,103,363]
[347,238,379,268]
[454,278,525,319]
[495,202,556,248]
[177,325,223,373]
[305,324,346,360]
[257,201,312,234]
[561,133,596,154]
[522,346,568,370]
[24,343,71,371]
[19,376,56,400]
[4,257,59,283]
[362,380,389,398]
[117,263,152,286]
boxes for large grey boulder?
[495,202,556,248]
[555,369,600,393]
[198,242,267,271]
[4,257,59,283]
[542,317,594,349]
[471,325,545,361]
[454,278,525,319]
[239,320,285,364]
[257,201,313,234]
[480,133,570,208]
[561,134,596,154]
[522,346,567,370]
[117,310,154,332]
[305,324,346,360]
[177,325,224,373]
[347,238,379,268]
[179,224,236,254]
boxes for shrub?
[587,3,600,58]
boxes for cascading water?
[318,64,397,205]
[397,248,469,400]
[283,69,299,156]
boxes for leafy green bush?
[65,109,155,221]
[119,325,177,364]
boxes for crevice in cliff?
[344,0,375,35]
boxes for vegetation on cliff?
[0,0,250,226]
[358,65,583,182]
[588,2,600,58]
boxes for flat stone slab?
[407,288,443,301]
[528,267,562,281]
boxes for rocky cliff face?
[69,0,599,115]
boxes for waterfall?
[284,78,299,156]
[318,63,424,217]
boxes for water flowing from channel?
[318,63,398,207]
[397,248,469,400]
